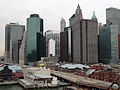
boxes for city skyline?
[0,0,120,56]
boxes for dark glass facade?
[60,31,68,62]
[60,27,72,63]
[26,14,45,65]
[99,25,119,64]
[99,25,111,64]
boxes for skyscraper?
[72,5,98,64]
[60,18,66,32]
[5,23,25,63]
[69,5,83,27]
[13,40,22,64]
[69,14,75,27]
[75,4,83,21]
[60,27,72,63]
[106,7,120,34]
[106,7,120,62]
[60,31,68,62]
[26,14,45,65]
[45,30,60,57]
[99,25,119,64]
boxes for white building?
[48,39,55,57]
[45,30,60,57]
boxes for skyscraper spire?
[77,4,80,10]
[60,18,66,32]
[91,11,97,21]
[75,4,83,21]
[92,11,97,19]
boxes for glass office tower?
[99,25,119,64]
[26,14,45,65]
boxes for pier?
[51,70,119,89]
[0,81,17,86]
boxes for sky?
[0,0,120,56]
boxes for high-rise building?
[69,14,75,27]
[60,18,66,32]
[60,27,72,63]
[13,40,22,64]
[106,7,120,63]
[65,27,72,63]
[72,5,98,64]
[69,5,83,27]
[26,14,45,65]
[5,23,25,63]
[99,25,119,64]
[98,23,102,35]
[45,30,60,57]
[106,7,120,34]
[60,5,98,64]
[75,4,83,21]
[19,32,26,65]
[60,31,68,62]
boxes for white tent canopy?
[60,64,90,69]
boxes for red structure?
[92,65,103,70]
[118,35,120,59]
[0,66,12,80]
[12,73,23,79]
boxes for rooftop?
[26,74,52,79]
[30,14,39,18]
[60,64,90,69]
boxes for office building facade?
[5,23,25,63]
[60,31,68,62]
[26,14,45,65]
[72,5,98,64]
[45,30,60,57]
[13,40,22,64]
[69,14,75,27]
[99,25,119,64]
[106,8,120,34]
[106,7,120,61]
[19,32,26,65]
[60,27,72,63]
[72,19,98,64]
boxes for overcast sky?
[0,0,120,56]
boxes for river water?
[0,85,67,90]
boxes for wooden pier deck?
[51,70,119,90]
